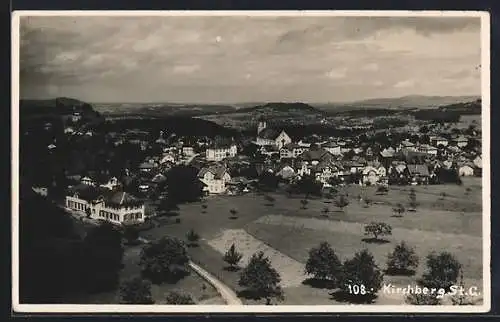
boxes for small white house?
[160,153,176,164]
[81,176,96,186]
[182,146,195,156]
[459,164,475,176]
[473,155,482,169]
[32,186,48,197]
[100,177,120,190]
[198,164,231,194]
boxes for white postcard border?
[11,10,492,314]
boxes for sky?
[19,14,483,104]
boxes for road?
[138,237,242,305]
[189,261,242,305]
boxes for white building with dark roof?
[255,120,291,149]
[198,164,231,194]
[206,143,237,162]
[65,186,145,224]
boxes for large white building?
[66,186,145,224]
[206,143,237,161]
[255,120,292,149]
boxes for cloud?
[394,79,416,88]
[18,15,482,102]
[172,64,200,74]
[325,68,347,79]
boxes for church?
[255,119,292,149]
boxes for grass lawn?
[341,178,482,213]
[135,181,484,305]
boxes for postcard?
[11,10,490,314]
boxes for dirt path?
[189,261,242,305]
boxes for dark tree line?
[19,187,124,303]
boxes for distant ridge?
[314,95,481,111]
[237,102,322,114]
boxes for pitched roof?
[282,142,302,149]
[257,128,281,140]
[105,191,141,206]
[322,141,340,148]
[298,148,333,162]
[198,164,228,179]
[407,164,430,176]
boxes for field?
[139,176,484,305]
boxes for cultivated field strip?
[255,214,483,245]
[207,229,308,288]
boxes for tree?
[364,222,392,241]
[186,229,200,247]
[300,199,308,209]
[419,251,462,291]
[164,165,203,205]
[123,224,140,245]
[305,242,342,286]
[258,171,279,191]
[223,243,243,271]
[392,203,405,217]
[82,222,124,293]
[239,251,284,304]
[119,277,154,304]
[229,208,238,219]
[335,195,349,212]
[165,291,195,304]
[295,175,322,197]
[386,241,419,275]
[339,249,384,302]
[140,237,190,284]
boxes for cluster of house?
[195,120,482,195]
[32,117,481,225]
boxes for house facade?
[206,144,237,161]
[322,142,342,155]
[255,121,292,149]
[198,164,231,194]
[280,143,307,159]
[66,188,145,224]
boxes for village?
[44,113,482,226]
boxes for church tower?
[257,119,267,135]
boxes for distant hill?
[20,97,103,129]
[20,97,99,116]
[237,102,323,115]
[93,102,237,117]
[314,95,481,111]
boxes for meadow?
[139,177,484,305]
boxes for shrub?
[386,241,419,275]
[364,222,392,241]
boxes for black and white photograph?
[12,11,490,313]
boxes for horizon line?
[19,93,482,106]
